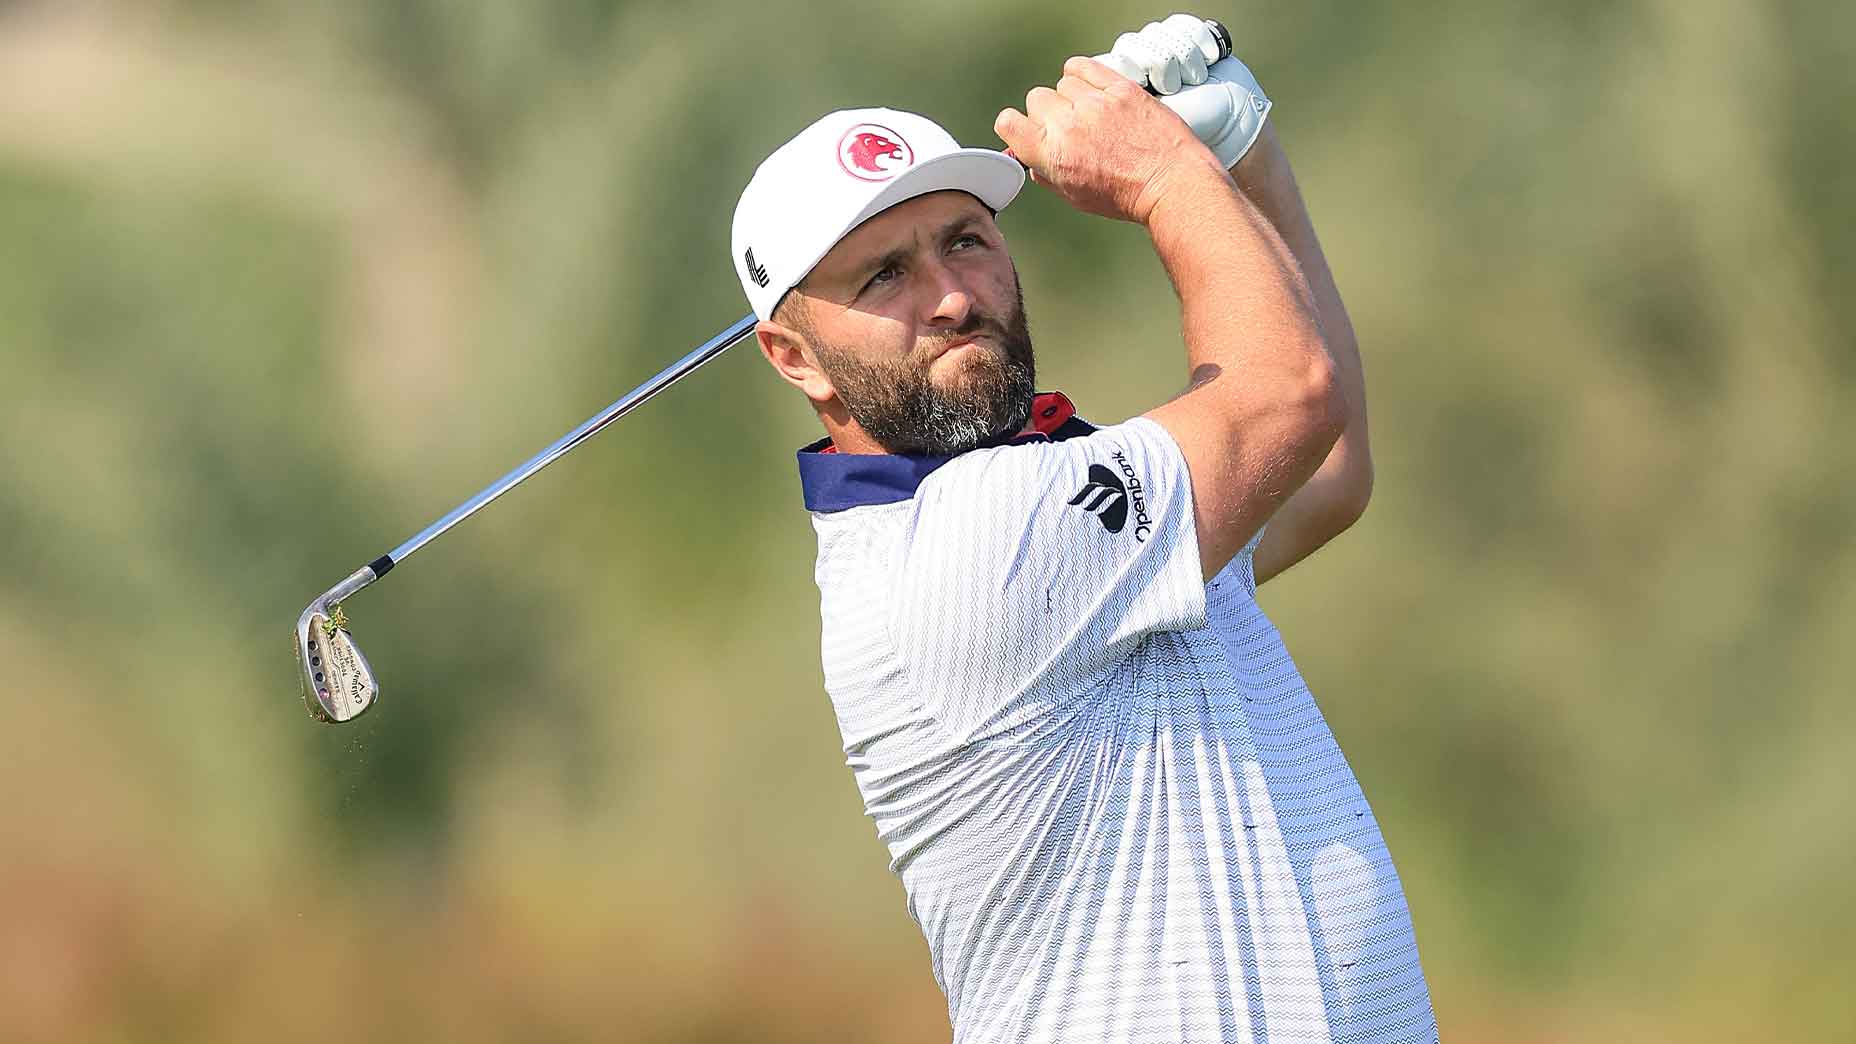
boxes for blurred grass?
[1,0,1851,1040]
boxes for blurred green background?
[2,0,1850,1040]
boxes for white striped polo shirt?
[798,392,1436,1043]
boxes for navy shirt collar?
[797,391,1095,513]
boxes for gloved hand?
[1093,13,1273,170]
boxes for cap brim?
[845,148,1026,231]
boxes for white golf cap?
[731,107,1026,321]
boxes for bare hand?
[994,56,1225,226]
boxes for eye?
[864,263,901,292]
[949,233,982,252]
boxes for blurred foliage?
[1,0,1851,1040]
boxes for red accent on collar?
[1027,390,1076,436]
[814,391,1075,454]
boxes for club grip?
[1205,19,1233,62]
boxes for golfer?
[731,17,1435,1043]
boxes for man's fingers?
[1054,73,1099,102]
[1024,84,1070,121]
[1064,55,1135,92]
[993,107,1044,168]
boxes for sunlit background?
[2,1,1851,1040]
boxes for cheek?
[822,311,907,358]
[819,319,917,382]
[853,308,913,347]
[973,263,1019,317]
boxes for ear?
[756,320,836,407]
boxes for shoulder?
[911,417,1188,534]
[919,416,1183,488]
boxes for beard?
[813,274,1036,457]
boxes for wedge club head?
[295,596,378,723]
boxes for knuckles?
[1011,58,1178,221]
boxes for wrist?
[1137,149,1235,231]
[1230,120,1282,177]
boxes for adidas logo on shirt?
[1068,451,1153,542]
[1069,465,1128,533]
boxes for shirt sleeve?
[886,417,1208,743]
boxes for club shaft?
[377,314,758,572]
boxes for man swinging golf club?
[733,14,1436,1043]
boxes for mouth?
[932,334,987,363]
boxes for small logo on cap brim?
[744,247,770,288]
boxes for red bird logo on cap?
[848,132,904,173]
[837,124,914,182]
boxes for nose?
[923,260,973,329]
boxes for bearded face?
[810,271,1036,457]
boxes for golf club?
[294,314,757,723]
[293,15,1237,724]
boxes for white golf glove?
[1093,13,1273,169]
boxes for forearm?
[1141,153,1343,576]
[1145,154,1331,411]
[1231,123,1373,583]
[1229,123,1369,479]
